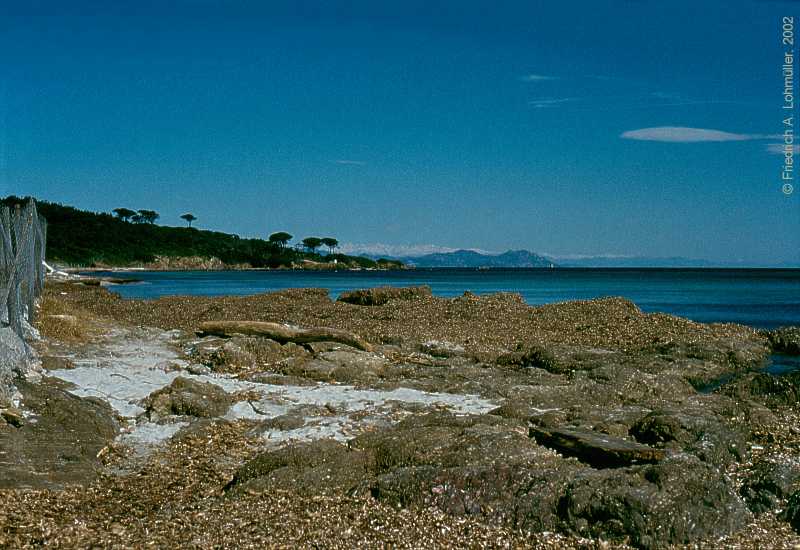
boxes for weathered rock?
[0,378,118,489]
[142,377,232,420]
[337,285,432,306]
[558,456,751,549]
[740,459,800,514]
[530,426,665,468]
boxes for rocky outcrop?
[337,285,432,306]
[558,456,751,549]
[225,410,753,549]
[0,378,118,488]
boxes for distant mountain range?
[359,248,799,268]
[399,249,554,268]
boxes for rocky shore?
[2,282,800,548]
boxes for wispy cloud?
[621,127,779,143]
[333,159,366,166]
[529,97,576,108]
[766,143,800,155]
[520,74,559,82]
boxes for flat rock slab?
[530,426,665,468]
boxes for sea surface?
[87,268,800,330]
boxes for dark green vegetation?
[0,197,400,269]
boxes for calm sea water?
[88,268,800,330]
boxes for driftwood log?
[196,321,373,352]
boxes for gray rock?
[558,456,751,549]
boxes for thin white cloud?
[529,97,577,108]
[766,143,800,155]
[521,74,559,82]
[333,159,366,165]
[621,127,779,143]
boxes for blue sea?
[87,268,800,330]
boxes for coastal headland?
[2,280,800,548]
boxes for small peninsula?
[0,197,403,271]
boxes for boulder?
[0,378,119,489]
[142,377,232,420]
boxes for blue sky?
[1,0,799,264]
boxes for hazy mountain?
[402,249,554,268]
